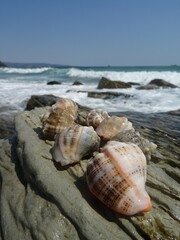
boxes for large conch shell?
[86,109,110,128]
[42,98,78,140]
[86,141,152,215]
[96,116,134,140]
[52,125,100,166]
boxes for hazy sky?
[1,0,180,66]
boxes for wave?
[0,67,52,74]
[67,68,180,86]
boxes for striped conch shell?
[42,98,78,140]
[95,116,134,141]
[86,109,110,128]
[52,125,100,166]
[86,141,152,215]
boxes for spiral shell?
[86,141,152,215]
[52,125,100,166]
[95,116,134,141]
[86,109,110,128]
[42,98,78,140]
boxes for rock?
[137,79,178,90]
[167,109,180,116]
[97,77,131,89]
[137,84,160,90]
[25,94,59,110]
[0,103,179,239]
[149,79,178,88]
[47,81,61,85]
[0,114,15,139]
[88,91,133,99]
[72,80,83,85]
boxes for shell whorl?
[86,141,152,215]
[96,116,134,140]
[42,98,78,140]
[52,125,100,166]
[86,109,110,128]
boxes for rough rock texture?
[25,94,59,111]
[88,91,133,99]
[0,105,180,240]
[0,113,15,139]
[97,77,131,89]
[137,79,178,90]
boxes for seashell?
[86,141,152,215]
[42,98,78,140]
[112,129,157,162]
[52,125,100,166]
[96,116,134,141]
[86,109,110,128]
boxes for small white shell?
[52,125,100,166]
[96,116,134,140]
[86,109,110,128]
[86,141,152,215]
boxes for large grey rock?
[0,105,179,240]
[97,77,131,89]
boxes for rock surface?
[88,91,133,99]
[97,77,131,89]
[47,81,61,85]
[25,94,59,110]
[137,79,178,90]
[0,104,180,240]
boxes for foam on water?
[0,67,51,74]
[0,66,180,115]
[67,68,180,86]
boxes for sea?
[0,64,180,116]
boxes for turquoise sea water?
[0,64,180,114]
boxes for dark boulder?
[25,94,59,110]
[88,91,133,99]
[149,79,178,88]
[138,79,178,90]
[72,81,83,85]
[47,81,61,85]
[97,77,131,89]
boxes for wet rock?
[149,79,178,88]
[137,79,178,90]
[167,108,180,116]
[72,80,83,85]
[97,77,131,89]
[0,114,15,139]
[25,94,59,110]
[88,91,133,99]
[0,104,179,240]
[47,80,61,85]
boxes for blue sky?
[1,0,180,66]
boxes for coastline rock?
[0,103,179,239]
[149,79,178,88]
[88,91,133,99]
[137,79,178,90]
[97,77,131,89]
[72,80,83,85]
[47,80,61,85]
[0,114,15,139]
[25,94,59,110]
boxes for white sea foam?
[0,66,180,115]
[0,67,51,74]
[67,68,180,86]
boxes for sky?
[0,0,180,66]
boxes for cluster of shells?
[41,98,157,216]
